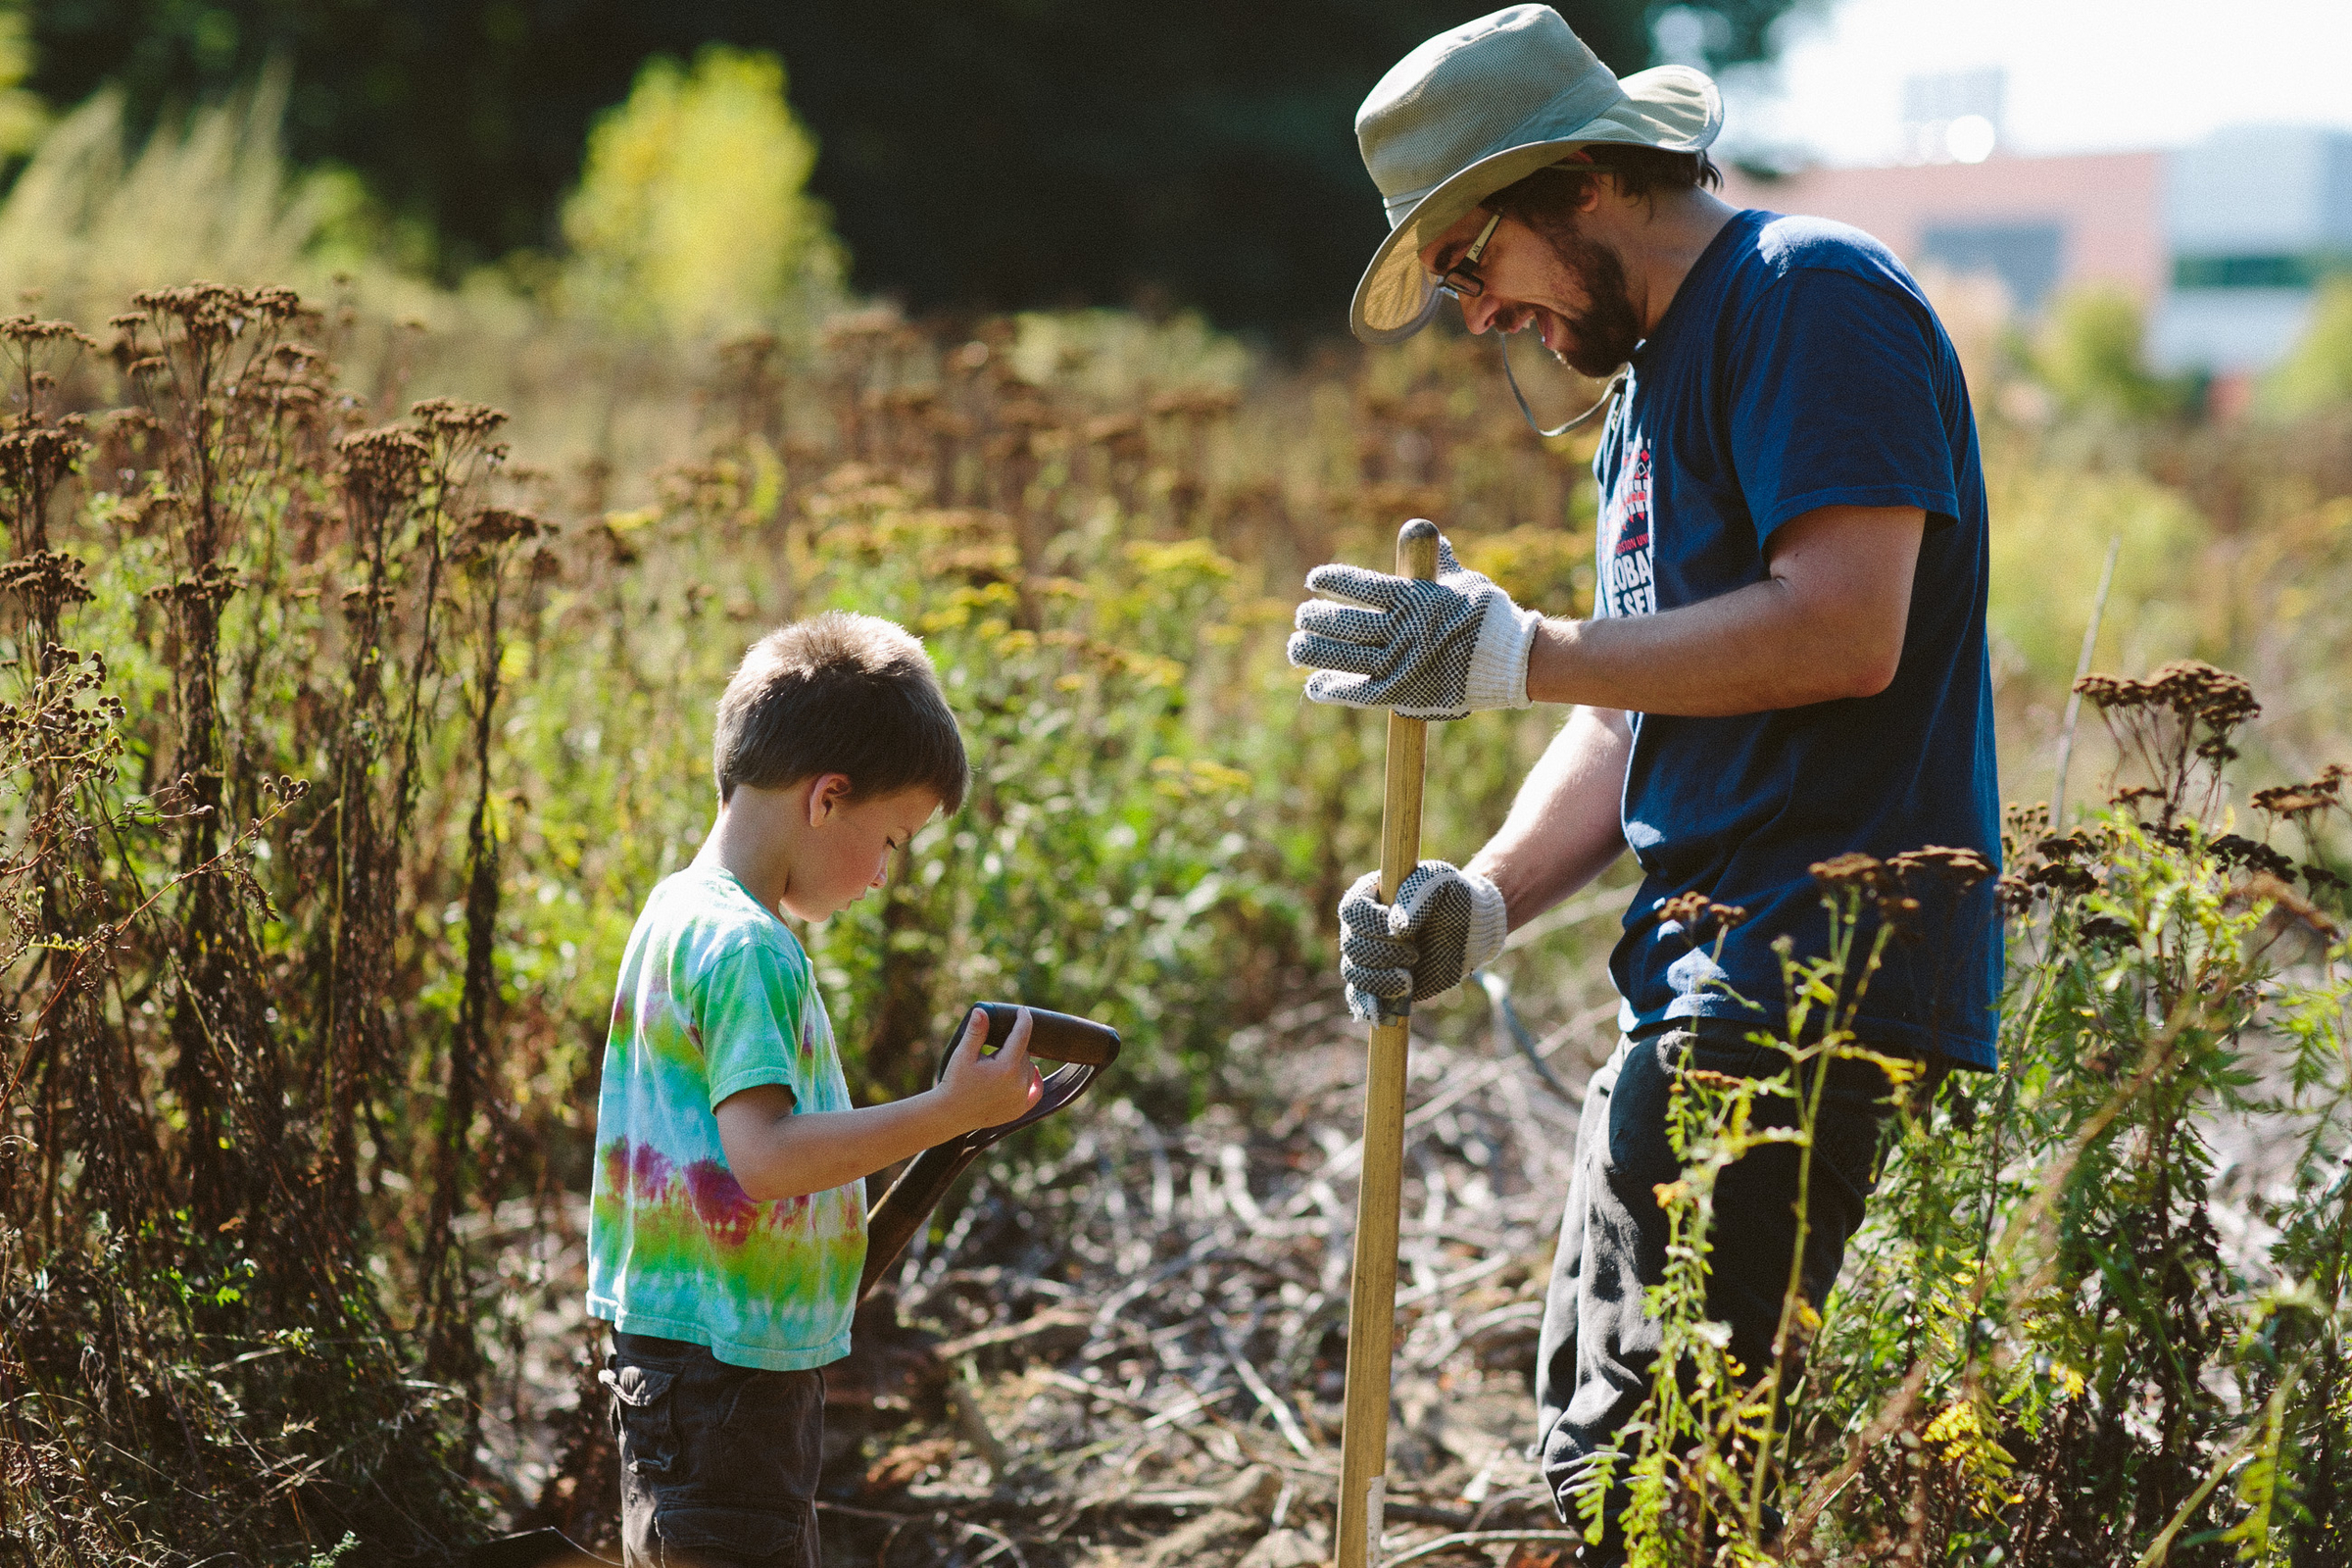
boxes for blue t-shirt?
[1592,210,2002,1067]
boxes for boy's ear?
[807,772,855,826]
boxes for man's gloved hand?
[1338,861,1509,1022]
[1288,534,1542,720]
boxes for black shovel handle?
[858,1003,1120,1301]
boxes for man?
[1286,7,2001,1562]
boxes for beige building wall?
[1719,152,2169,306]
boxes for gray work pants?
[1534,1025,1919,1563]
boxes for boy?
[587,611,1040,1568]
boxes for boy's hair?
[712,612,969,812]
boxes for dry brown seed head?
[410,397,509,438]
[2252,787,2331,815]
[2072,672,2142,709]
[0,550,96,609]
[1995,872,2035,914]
[465,507,548,548]
[1810,852,1887,890]
[1083,414,1146,453]
[1660,891,1710,926]
[335,424,431,506]
[1888,845,1995,889]
[0,315,97,350]
[144,560,243,609]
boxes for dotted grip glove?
[1338,861,1509,1023]
[1287,534,1541,720]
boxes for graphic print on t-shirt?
[1598,437,1656,618]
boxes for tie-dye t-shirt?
[586,865,867,1369]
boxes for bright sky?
[1718,0,2352,167]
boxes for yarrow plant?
[1586,660,2350,1567]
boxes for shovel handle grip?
[962,1003,1121,1067]
[858,1002,1122,1302]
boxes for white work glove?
[1338,861,1509,1023]
[1287,533,1541,720]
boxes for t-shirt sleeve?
[696,936,815,1111]
[1727,266,1960,542]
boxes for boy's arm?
[715,1005,1042,1202]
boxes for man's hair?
[712,612,969,812]
[1486,147,1722,233]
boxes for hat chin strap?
[1499,330,1626,438]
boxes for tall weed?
[1580,661,2351,1565]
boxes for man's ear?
[807,772,855,826]
[1557,151,1608,212]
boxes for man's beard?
[1512,213,1642,378]
[1544,228,1642,378]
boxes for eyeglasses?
[1435,211,1504,299]
[1432,159,1630,301]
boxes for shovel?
[858,1002,1121,1301]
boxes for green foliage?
[0,78,340,316]
[1981,442,2206,688]
[561,47,841,340]
[0,0,45,160]
[2263,277,2352,417]
[23,0,1814,326]
[2034,285,2198,422]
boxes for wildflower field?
[3,65,2352,1568]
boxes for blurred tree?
[2263,276,2352,416]
[24,1,1805,330]
[562,46,840,337]
[2032,284,2197,422]
[0,2,48,160]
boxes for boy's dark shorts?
[603,1331,824,1568]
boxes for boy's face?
[785,781,942,923]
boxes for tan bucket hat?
[1350,4,1722,344]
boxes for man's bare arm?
[1527,504,1926,714]
[1465,704,1632,929]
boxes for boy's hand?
[938,1005,1043,1133]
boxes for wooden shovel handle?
[1336,518,1440,1568]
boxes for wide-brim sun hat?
[1350,4,1722,344]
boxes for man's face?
[1417,204,1642,378]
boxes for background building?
[1722,115,2352,377]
